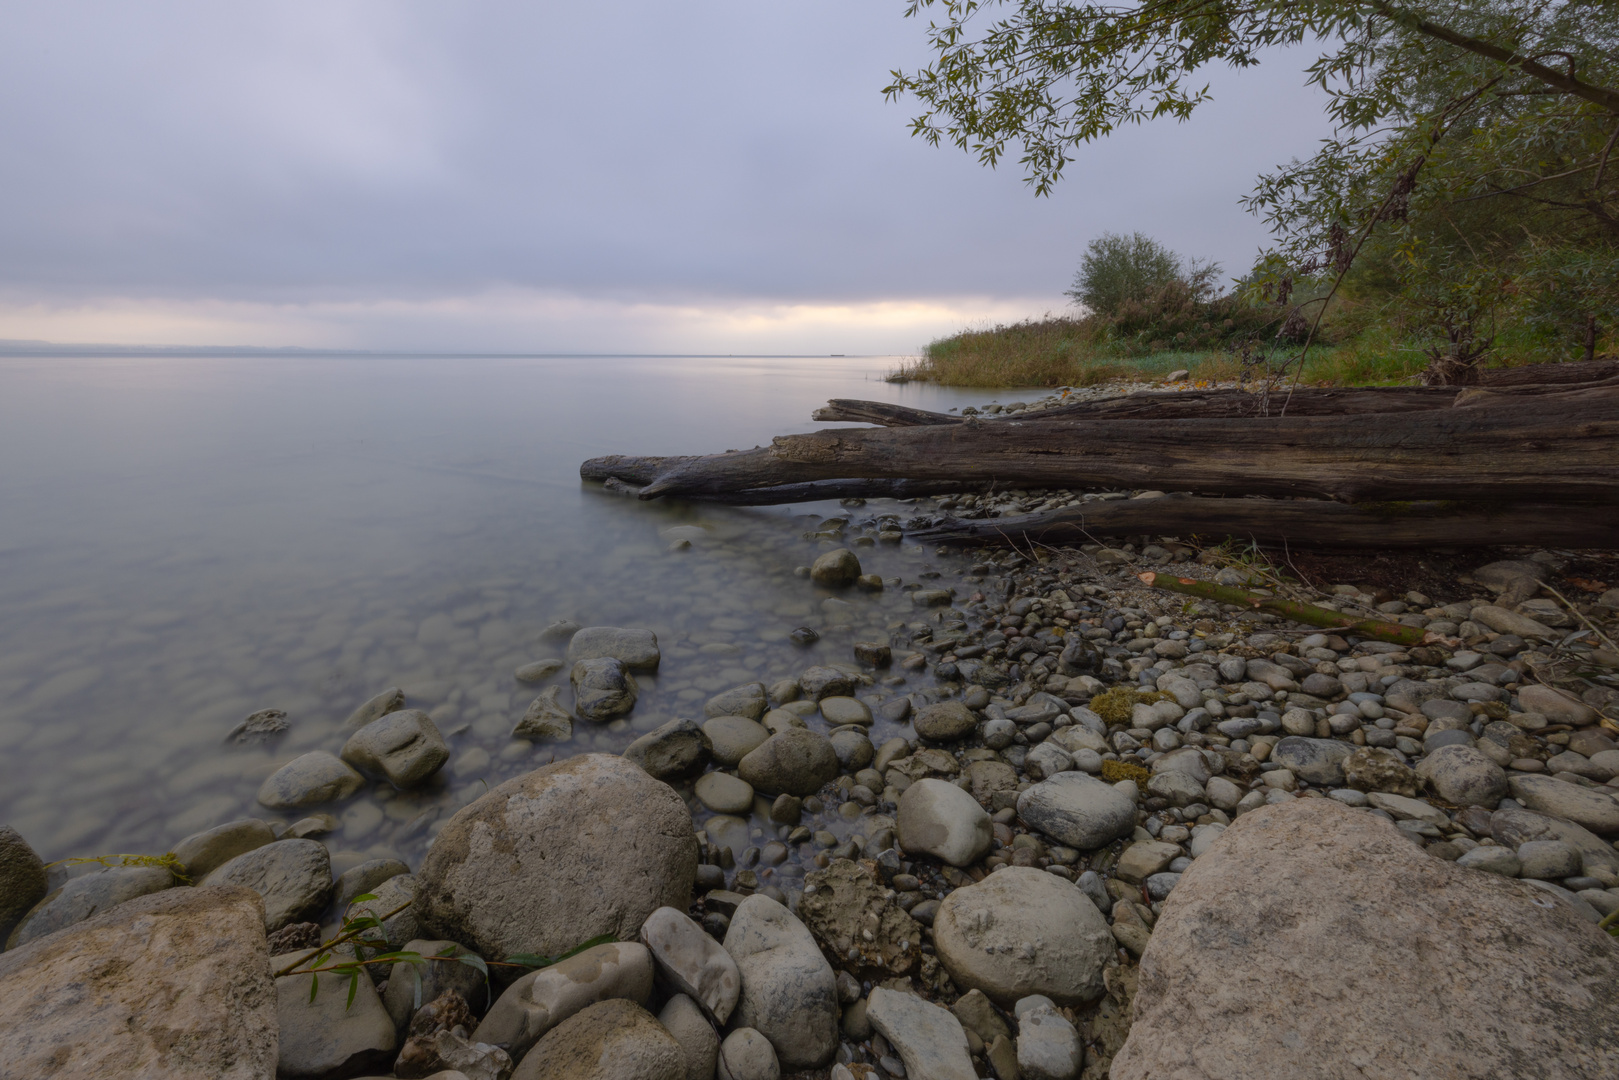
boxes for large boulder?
[474,941,654,1061]
[1016,773,1137,850]
[0,886,276,1079]
[1508,774,1619,836]
[1416,744,1508,807]
[1110,798,1619,1080]
[932,867,1113,1007]
[737,729,838,797]
[416,754,697,961]
[6,865,174,949]
[512,998,684,1080]
[201,837,332,932]
[0,826,47,944]
[722,894,840,1070]
[896,778,992,867]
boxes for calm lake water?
[0,353,996,877]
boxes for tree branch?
[1368,1,1619,114]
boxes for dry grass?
[893,318,1221,388]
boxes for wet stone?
[340,709,449,789]
[514,658,565,683]
[704,715,771,766]
[345,686,406,728]
[572,657,639,721]
[696,772,756,815]
[6,865,175,950]
[513,685,574,741]
[566,626,662,671]
[257,751,365,810]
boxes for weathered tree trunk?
[598,475,995,505]
[585,386,1619,505]
[811,376,1619,428]
[909,494,1619,549]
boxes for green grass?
[896,315,1599,389]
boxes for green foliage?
[1067,232,1184,315]
[505,934,619,971]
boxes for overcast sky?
[0,2,1337,354]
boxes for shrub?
[1067,232,1185,316]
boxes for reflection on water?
[0,354,992,877]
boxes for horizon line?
[0,339,890,360]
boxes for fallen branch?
[909,495,1619,549]
[1138,572,1456,647]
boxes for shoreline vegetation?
[891,313,1610,390]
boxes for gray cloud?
[0,1,1335,347]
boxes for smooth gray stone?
[566,626,662,670]
[706,682,769,721]
[866,987,976,1080]
[257,751,364,810]
[274,949,395,1078]
[723,894,838,1070]
[1017,773,1137,850]
[333,858,410,909]
[345,686,405,728]
[341,709,448,789]
[202,839,332,932]
[6,866,173,950]
[171,818,277,879]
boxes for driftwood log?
[811,375,1619,427]
[584,385,1619,506]
[597,475,995,505]
[908,495,1619,549]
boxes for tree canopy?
[886,1,1619,373]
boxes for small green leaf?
[308,972,319,1003]
[346,972,359,1011]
